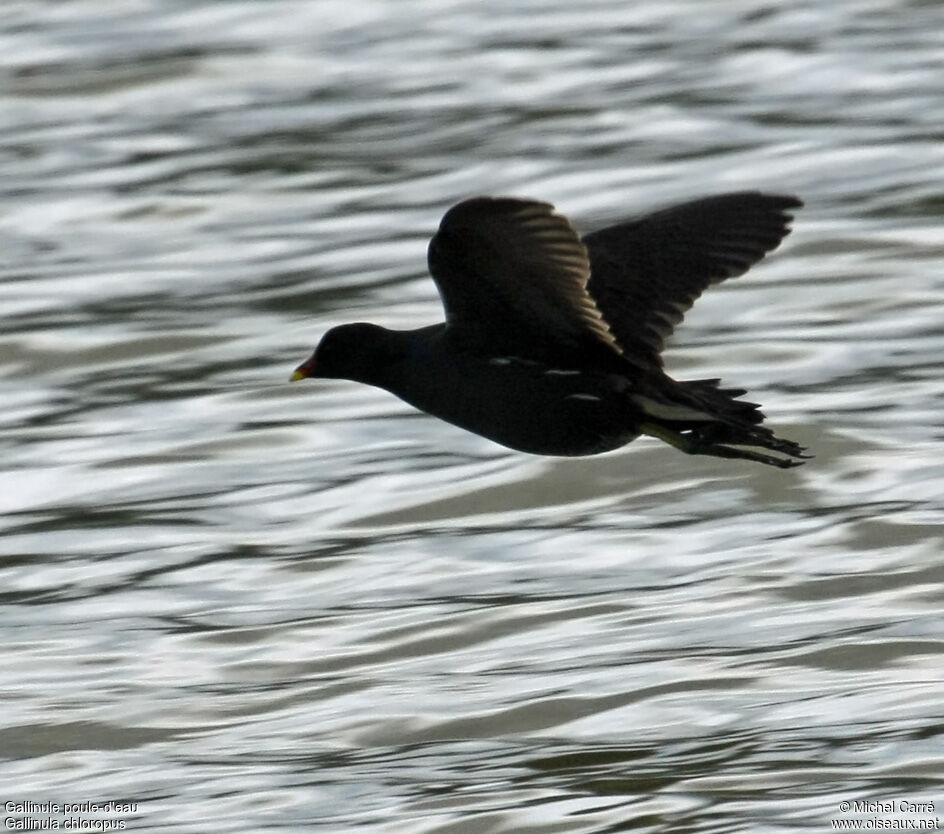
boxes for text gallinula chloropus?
[293,192,807,468]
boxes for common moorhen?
[292,192,807,468]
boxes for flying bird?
[292,191,807,468]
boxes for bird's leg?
[639,421,697,454]
[639,422,804,469]
[690,421,810,460]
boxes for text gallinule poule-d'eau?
[292,192,808,468]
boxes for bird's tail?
[636,378,810,469]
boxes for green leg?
[640,421,696,454]
[640,422,804,469]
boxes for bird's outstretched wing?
[583,192,802,368]
[427,197,622,358]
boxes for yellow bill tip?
[292,354,317,382]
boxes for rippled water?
[2,0,943,831]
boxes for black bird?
[292,192,808,468]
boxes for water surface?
[2,1,943,831]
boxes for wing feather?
[584,191,802,368]
[428,197,622,357]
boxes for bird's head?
[291,323,395,384]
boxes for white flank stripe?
[544,369,583,377]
